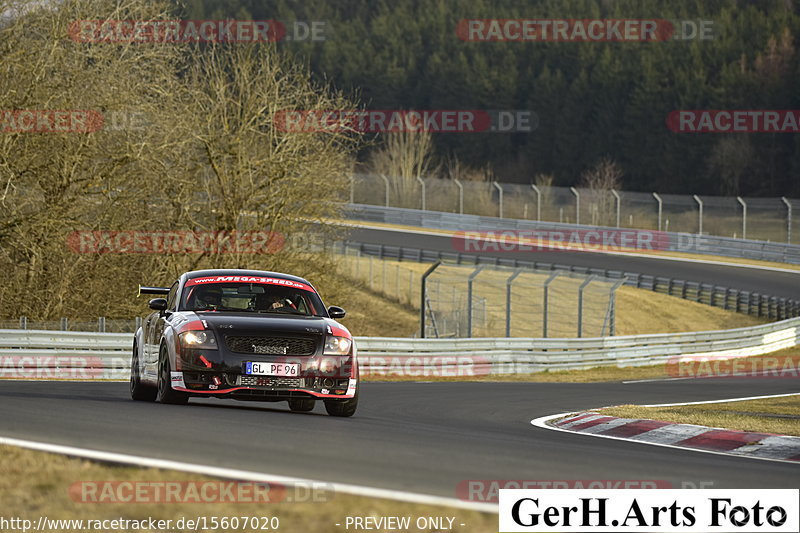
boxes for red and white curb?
[531,394,800,464]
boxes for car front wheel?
[156,345,189,405]
[288,397,316,412]
[323,389,358,417]
[130,342,156,402]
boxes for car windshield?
[180,281,323,316]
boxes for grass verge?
[0,445,494,532]
[599,394,800,437]
[327,281,418,337]
[338,256,764,338]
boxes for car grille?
[224,335,316,356]
[237,376,304,388]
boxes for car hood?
[191,311,348,339]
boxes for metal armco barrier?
[345,204,800,265]
[343,241,800,320]
[1,319,798,377]
[0,330,132,380]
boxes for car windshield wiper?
[196,306,251,312]
[257,308,306,315]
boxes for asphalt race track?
[346,226,800,300]
[0,379,797,500]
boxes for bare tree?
[533,173,555,221]
[706,136,754,196]
[579,157,623,226]
[368,129,437,208]
[0,0,189,317]
[168,42,360,268]
[0,0,362,320]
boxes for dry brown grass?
[599,395,800,436]
[336,256,764,338]
[329,283,418,337]
[614,286,763,336]
[0,445,495,532]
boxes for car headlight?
[179,330,217,349]
[323,335,351,355]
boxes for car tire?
[323,389,358,417]
[156,345,189,405]
[130,343,156,402]
[288,397,315,412]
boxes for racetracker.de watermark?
[1,110,104,133]
[668,110,800,133]
[273,110,536,133]
[451,229,669,254]
[0,355,105,379]
[68,20,328,43]
[359,356,491,377]
[456,19,714,42]
[69,481,333,504]
[458,480,699,503]
[67,231,285,254]
[666,355,800,379]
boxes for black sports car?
[131,269,358,416]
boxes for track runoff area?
[345,221,800,531]
[2,224,799,533]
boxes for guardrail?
[1,320,797,378]
[345,204,800,265]
[341,241,800,320]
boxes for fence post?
[607,278,626,336]
[60,317,68,331]
[378,174,390,207]
[577,275,596,338]
[135,316,142,331]
[693,194,703,235]
[466,265,485,338]
[416,176,426,211]
[454,178,464,214]
[531,184,541,221]
[395,264,400,300]
[381,260,386,294]
[652,192,662,231]
[542,271,560,338]
[611,189,621,228]
[349,174,355,204]
[20,316,27,329]
[426,298,440,338]
[505,268,524,337]
[98,317,106,333]
[782,197,792,243]
[419,261,441,338]
[736,196,747,240]
[493,182,504,219]
[570,187,580,225]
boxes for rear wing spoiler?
[138,285,170,296]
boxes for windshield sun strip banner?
[185,275,315,293]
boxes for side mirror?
[149,298,168,311]
[327,306,346,319]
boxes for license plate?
[245,362,299,377]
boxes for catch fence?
[338,245,623,338]
[350,173,800,244]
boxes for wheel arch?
[133,327,145,354]
[161,326,179,367]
